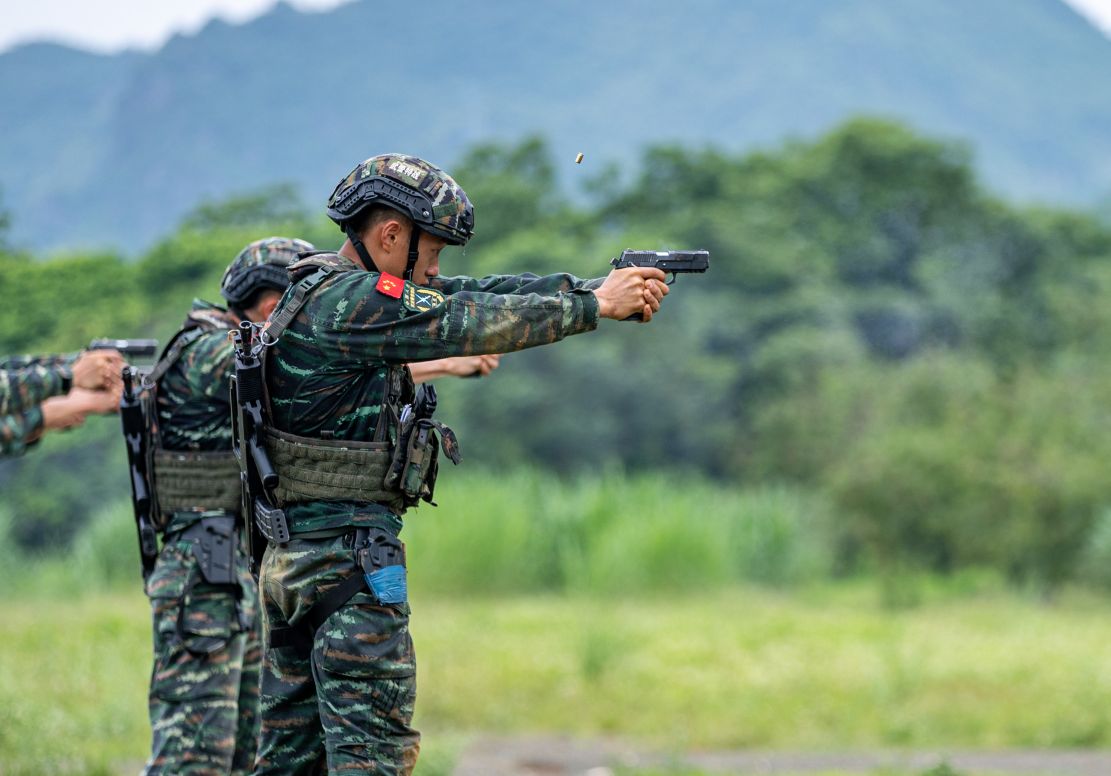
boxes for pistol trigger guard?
[665,273,677,286]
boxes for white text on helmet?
[388,161,427,183]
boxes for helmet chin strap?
[344,224,379,273]
[403,228,421,282]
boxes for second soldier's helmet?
[325,154,475,246]
[220,236,315,307]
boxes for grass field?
[2,584,1110,775]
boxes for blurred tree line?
[3,118,1111,591]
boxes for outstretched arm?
[314,266,667,364]
[408,355,501,383]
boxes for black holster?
[181,514,238,586]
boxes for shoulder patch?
[376,273,405,299]
[402,284,446,313]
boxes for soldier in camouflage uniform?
[252,154,667,774]
[0,350,123,457]
[140,237,312,775]
[141,237,497,776]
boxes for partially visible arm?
[0,353,73,370]
[408,355,501,384]
[0,408,43,458]
[0,363,71,416]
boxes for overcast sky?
[0,0,352,54]
[0,0,1109,54]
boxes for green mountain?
[2,0,1110,252]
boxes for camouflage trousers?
[144,524,261,775]
[254,532,419,775]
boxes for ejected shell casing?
[575,152,584,164]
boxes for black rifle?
[89,338,159,360]
[609,249,710,321]
[229,322,287,578]
[120,367,159,579]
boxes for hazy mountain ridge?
[2,0,1110,252]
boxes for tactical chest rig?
[120,308,241,580]
[232,254,460,576]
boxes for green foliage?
[179,182,308,232]
[5,120,1111,592]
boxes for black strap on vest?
[145,327,208,387]
[261,265,335,345]
[345,225,379,274]
[268,570,367,656]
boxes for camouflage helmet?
[325,154,475,246]
[220,236,315,307]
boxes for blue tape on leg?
[366,565,407,605]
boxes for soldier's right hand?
[594,266,670,322]
[72,349,126,391]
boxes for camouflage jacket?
[155,300,239,452]
[0,353,74,416]
[266,252,603,532]
[0,409,41,458]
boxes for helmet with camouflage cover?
[326,154,474,247]
[220,236,315,307]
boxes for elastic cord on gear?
[345,225,380,273]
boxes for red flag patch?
[375,273,404,299]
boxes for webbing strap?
[262,265,335,345]
[145,327,208,387]
[345,225,380,274]
[268,571,367,656]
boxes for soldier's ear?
[380,218,403,249]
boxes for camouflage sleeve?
[430,272,605,296]
[314,273,600,363]
[0,363,71,416]
[0,352,76,370]
[0,408,43,458]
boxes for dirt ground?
[452,735,1111,775]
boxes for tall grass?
[2,469,837,598]
[407,468,836,596]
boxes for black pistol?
[609,249,710,320]
[90,338,159,360]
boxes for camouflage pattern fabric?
[0,352,73,371]
[144,527,260,776]
[0,408,42,458]
[255,532,418,776]
[0,355,72,415]
[155,301,239,452]
[143,299,261,774]
[327,155,473,245]
[265,252,602,534]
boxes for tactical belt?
[153,450,241,515]
[262,427,407,513]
